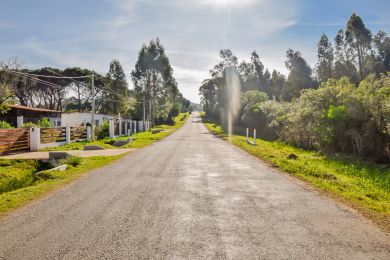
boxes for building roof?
[62,112,115,117]
[9,104,62,113]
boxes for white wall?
[61,113,114,127]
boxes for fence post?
[246,128,249,142]
[124,121,128,135]
[17,116,24,128]
[253,129,256,145]
[118,114,122,136]
[65,126,71,144]
[134,121,137,134]
[109,119,114,139]
[86,126,91,141]
[30,127,40,151]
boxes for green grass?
[0,160,41,194]
[204,122,390,231]
[44,113,189,151]
[0,156,120,215]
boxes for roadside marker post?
[246,128,257,146]
[253,129,256,145]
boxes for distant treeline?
[0,39,191,125]
[199,13,390,162]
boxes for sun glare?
[201,0,255,7]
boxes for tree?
[282,49,315,101]
[269,70,285,101]
[240,90,268,128]
[63,67,93,112]
[199,79,218,119]
[374,30,390,72]
[102,60,129,115]
[346,13,372,79]
[131,39,179,124]
[316,34,334,83]
[210,49,238,78]
[238,51,269,94]
[0,61,15,114]
[334,29,359,83]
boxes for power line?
[46,68,91,87]
[9,70,92,79]
[7,70,67,89]
[8,70,127,101]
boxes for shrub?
[22,122,37,128]
[96,120,110,140]
[165,104,181,125]
[61,155,83,167]
[0,121,13,129]
[37,117,53,128]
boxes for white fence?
[30,126,88,151]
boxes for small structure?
[62,112,142,136]
[0,104,62,127]
[61,112,114,127]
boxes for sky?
[0,0,389,103]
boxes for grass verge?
[0,156,120,215]
[44,113,189,151]
[204,122,390,231]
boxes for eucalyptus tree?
[283,49,315,101]
[374,30,390,72]
[131,38,177,124]
[334,29,359,83]
[316,34,334,83]
[102,59,129,115]
[269,70,285,101]
[346,13,372,79]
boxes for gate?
[0,128,30,155]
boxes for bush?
[22,118,53,128]
[22,122,37,128]
[37,118,53,128]
[166,103,181,125]
[61,156,83,167]
[0,121,13,129]
[256,75,390,162]
[96,120,110,140]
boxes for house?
[61,112,115,127]
[0,105,62,127]
[61,112,145,134]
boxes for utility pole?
[91,74,95,141]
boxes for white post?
[129,119,132,135]
[253,129,256,145]
[124,121,128,135]
[65,126,71,144]
[118,113,122,136]
[86,126,91,141]
[246,128,249,142]
[109,119,114,139]
[30,127,40,151]
[134,121,137,134]
[17,116,23,128]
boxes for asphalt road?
[0,113,389,259]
